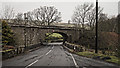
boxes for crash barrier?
[2,43,41,59]
[64,42,85,52]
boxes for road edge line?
[70,53,79,68]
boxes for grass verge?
[63,45,120,65]
[77,51,120,65]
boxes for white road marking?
[25,45,54,68]
[45,46,54,55]
[25,60,38,68]
[70,53,79,68]
[83,67,86,68]
[60,46,63,49]
[45,50,52,55]
[38,55,44,59]
[52,45,54,49]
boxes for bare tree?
[27,11,34,21]
[16,13,23,20]
[33,6,62,25]
[72,3,103,30]
[86,7,103,30]
[98,13,108,22]
[15,13,23,23]
[72,3,93,28]
[26,11,36,25]
[1,5,15,20]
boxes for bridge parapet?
[9,25,89,47]
[9,24,83,30]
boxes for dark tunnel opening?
[52,32,68,44]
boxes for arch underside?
[52,32,68,43]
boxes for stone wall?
[10,26,81,47]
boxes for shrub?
[2,20,15,46]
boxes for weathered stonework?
[10,25,82,47]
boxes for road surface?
[2,43,119,68]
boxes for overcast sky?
[0,0,119,23]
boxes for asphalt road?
[2,43,119,68]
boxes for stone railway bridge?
[10,25,85,47]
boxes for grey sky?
[0,0,119,23]
[99,2,118,18]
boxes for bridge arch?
[52,31,68,43]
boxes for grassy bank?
[77,51,119,65]
[63,45,120,65]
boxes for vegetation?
[72,3,103,30]
[77,51,119,65]
[117,14,120,59]
[2,20,15,46]
[98,32,118,52]
[45,33,63,42]
[73,8,119,57]
[98,14,118,33]
[64,44,120,65]
[15,6,62,26]
[75,30,95,49]
[98,14,119,57]
[0,5,15,20]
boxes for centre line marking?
[52,45,54,49]
[25,60,38,68]
[70,53,79,68]
[38,55,44,59]
[45,50,52,55]
[45,46,54,55]
[25,45,54,68]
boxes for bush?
[2,20,15,46]
[98,32,118,51]
[45,33,63,40]
[77,30,95,49]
